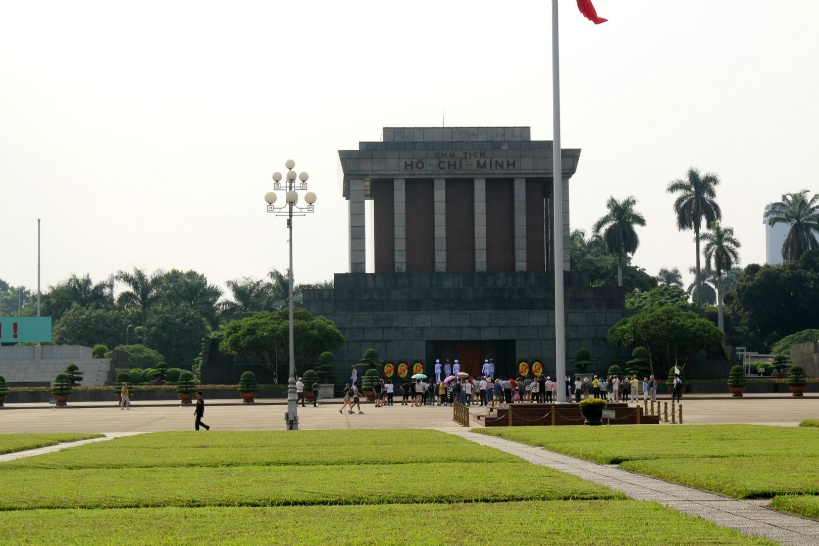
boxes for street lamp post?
[265,159,317,430]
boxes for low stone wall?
[4,388,289,404]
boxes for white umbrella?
[411,373,427,379]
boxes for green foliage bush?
[0,375,8,397]
[142,368,158,382]
[165,368,183,383]
[51,373,73,396]
[302,370,318,389]
[154,362,169,381]
[65,363,83,385]
[572,348,594,371]
[362,368,380,391]
[771,328,819,355]
[755,363,773,376]
[129,369,143,384]
[727,365,747,387]
[316,351,336,384]
[787,365,807,387]
[115,371,130,384]
[92,344,109,359]
[176,371,196,394]
[238,371,258,392]
[607,364,623,377]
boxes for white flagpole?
[552,0,567,403]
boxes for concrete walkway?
[451,430,819,546]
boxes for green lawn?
[0,433,103,455]
[771,495,819,519]
[0,430,784,544]
[801,419,819,428]
[0,502,772,545]
[476,424,819,513]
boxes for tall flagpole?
[552,0,567,403]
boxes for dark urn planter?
[729,386,746,397]
[239,391,257,403]
[177,393,194,405]
[364,390,375,402]
[53,394,71,407]
[580,403,605,426]
[788,385,805,397]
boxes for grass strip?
[4,430,515,469]
[620,457,819,498]
[0,501,773,545]
[800,419,819,428]
[771,495,819,519]
[0,434,103,455]
[475,424,819,464]
[0,462,621,510]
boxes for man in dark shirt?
[194,391,210,431]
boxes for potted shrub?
[176,371,197,404]
[238,371,258,403]
[0,375,8,407]
[65,364,84,385]
[787,365,807,397]
[579,398,606,426]
[51,372,74,407]
[362,368,380,401]
[302,369,318,402]
[727,365,747,397]
[572,348,595,373]
[154,361,169,383]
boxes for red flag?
[577,0,607,24]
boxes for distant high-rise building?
[764,203,789,265]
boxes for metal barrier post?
[678,404,683,424]
[663,402,668,422]
[551,407,556,426]
[650,400,655,415]
[636,405,641,424]
[508,405,513,427]
[671,402,676,424]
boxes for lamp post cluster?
[264,159,317,430]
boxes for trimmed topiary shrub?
[756,362,773,376]
[129,369,143,384]
[302,369,318,389]
[238,371,258,392]
[572,348,594,372]
[362,368,380,391]
[787,365,807,387]
[65,364,83,385]
[0,375,8,398]
[165,368,183,383]
[154,362,169,381]
[626,347,651,378]
[51,373,73,396]
[607,364,623,377]
[727,365,747,387]
[176,371,196,394]
[92,344,109,359]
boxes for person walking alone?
[120,382,131,410]
[194,391,210,431]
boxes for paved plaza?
[1,393,817,544]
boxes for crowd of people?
[336,370,668,412]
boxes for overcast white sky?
[2,0,818,300]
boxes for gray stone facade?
[301,127,630,380]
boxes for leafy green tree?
[155,269,222,328]
[0,283,35,317]
[593,196,646,287]
[52,307,131,349]
[219,309,345,381]
[607,305,725,370]
[733,252,819,350]
[92,344,109,358]
[219,277,278,321]
[569,230,657,292]
[656,267,683,288]
[701,221,741,333]
[771,328,819,355]
[687,267,717,306]
[667,168,722,306]
[144,303,206,369]
[115,344,165,370]
[116,268,163,343]
[626,285,693,312]
[42,273,113,320]
[764,190,819,261]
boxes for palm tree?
[667,168,722,306]
[686,267,717,306]
[116,268,162,342]
[656,267,683,288]
[701,222,741,332]
[43,274,113,319]
[592,196,646,287]
[764,190,819,261]
[219,277,275,320]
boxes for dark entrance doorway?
[426,340,516,378]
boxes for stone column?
[434,178,446,272]
[562,176,571,271]
[394,178,406,273]
[514,177,527,271]
[474,178,487,272]
[348,178,366,273]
